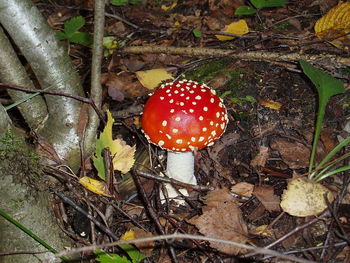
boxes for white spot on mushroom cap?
[162,120,167,126]
[169,99,174,103]
[166,134,171,139]
[210,98,215,103]
[191,137,196,142]
[199,116,204,121]
[175,117,181,121]
[195,95,201,100]
[189,109,194,113]
[170,109,175,113]
[216,112,220,118]
[158,140,165,146]
[160,97,164,100]
[203,107,208,111]
[199,137,205,142]
[172,128,178,133]
[176,139,183,144]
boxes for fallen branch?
[45,233,318,263]
[121,46,350,70]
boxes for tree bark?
[0,126,72,263]
[0,26,48,131]
[0,0,84,171]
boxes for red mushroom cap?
[141,80,228,152]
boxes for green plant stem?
[312,152,350,179]
[0,209,57,253]
[314,165,350,182]
[308,96,326,174]
[316,136,350,170]
[309,136,350,179]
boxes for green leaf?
[94,246,146,263]
[64,16,86,37]
[299,60,345,174]
[95,249,131,263]
[120,244,146,263]
[250,0,288,9]
[68,32,93,46]
[235,6,257,15]
[129,0,143,4]
[111,0,129,6]
[56,31,67,40]
[192,29,202,38]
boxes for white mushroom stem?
[162,151,197,203]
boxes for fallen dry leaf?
[188,189,248,255]
[215,20,249,41]
[253,185,281,212]
[258,98,282,111]
[250,224,275,239]
[79,176,110,196]
[102,73,148,100]
[121,228,154,256]
[231,182,254,198]
[270,138,310,169]
[250,145,269,168]
[136,68,173,90]
[314,1,350,51]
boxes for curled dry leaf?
[79,176,110,196]
[136,68,173,90]
[253,185,281,212]
[250,145,269,168]
[187,189,248,255]
[93,110,136,180]
[314,1,350,51]
[270,138,310,169]
[280,177,334,217]
[231,182,254,198]
[215,20,249,41]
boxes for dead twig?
[45,233,319,263]
[121,46,350,70]
[0,82,105,125]
[131,170,179,263]
[135,170,213,191]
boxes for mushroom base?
[161,151,197,204]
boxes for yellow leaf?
[111,137,136,174]
[259,98,282,111]
[314,1,350,50]
[215,20,249,41]
[250,225,275,239]
[93,110,136,179]
[79,176,110,196]
[121,230,136,241]
[136,68,174,90]
[161,0,177,11]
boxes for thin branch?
[0,83,105,125]
[45,233,318,263]
[135,170,213,191]
[121,46,350,69]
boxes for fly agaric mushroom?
[141,79,228,202]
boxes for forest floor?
[31,0,350,262]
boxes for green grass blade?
[0,209,58,253]
[314,165,350,182]
[5,83,58,111]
